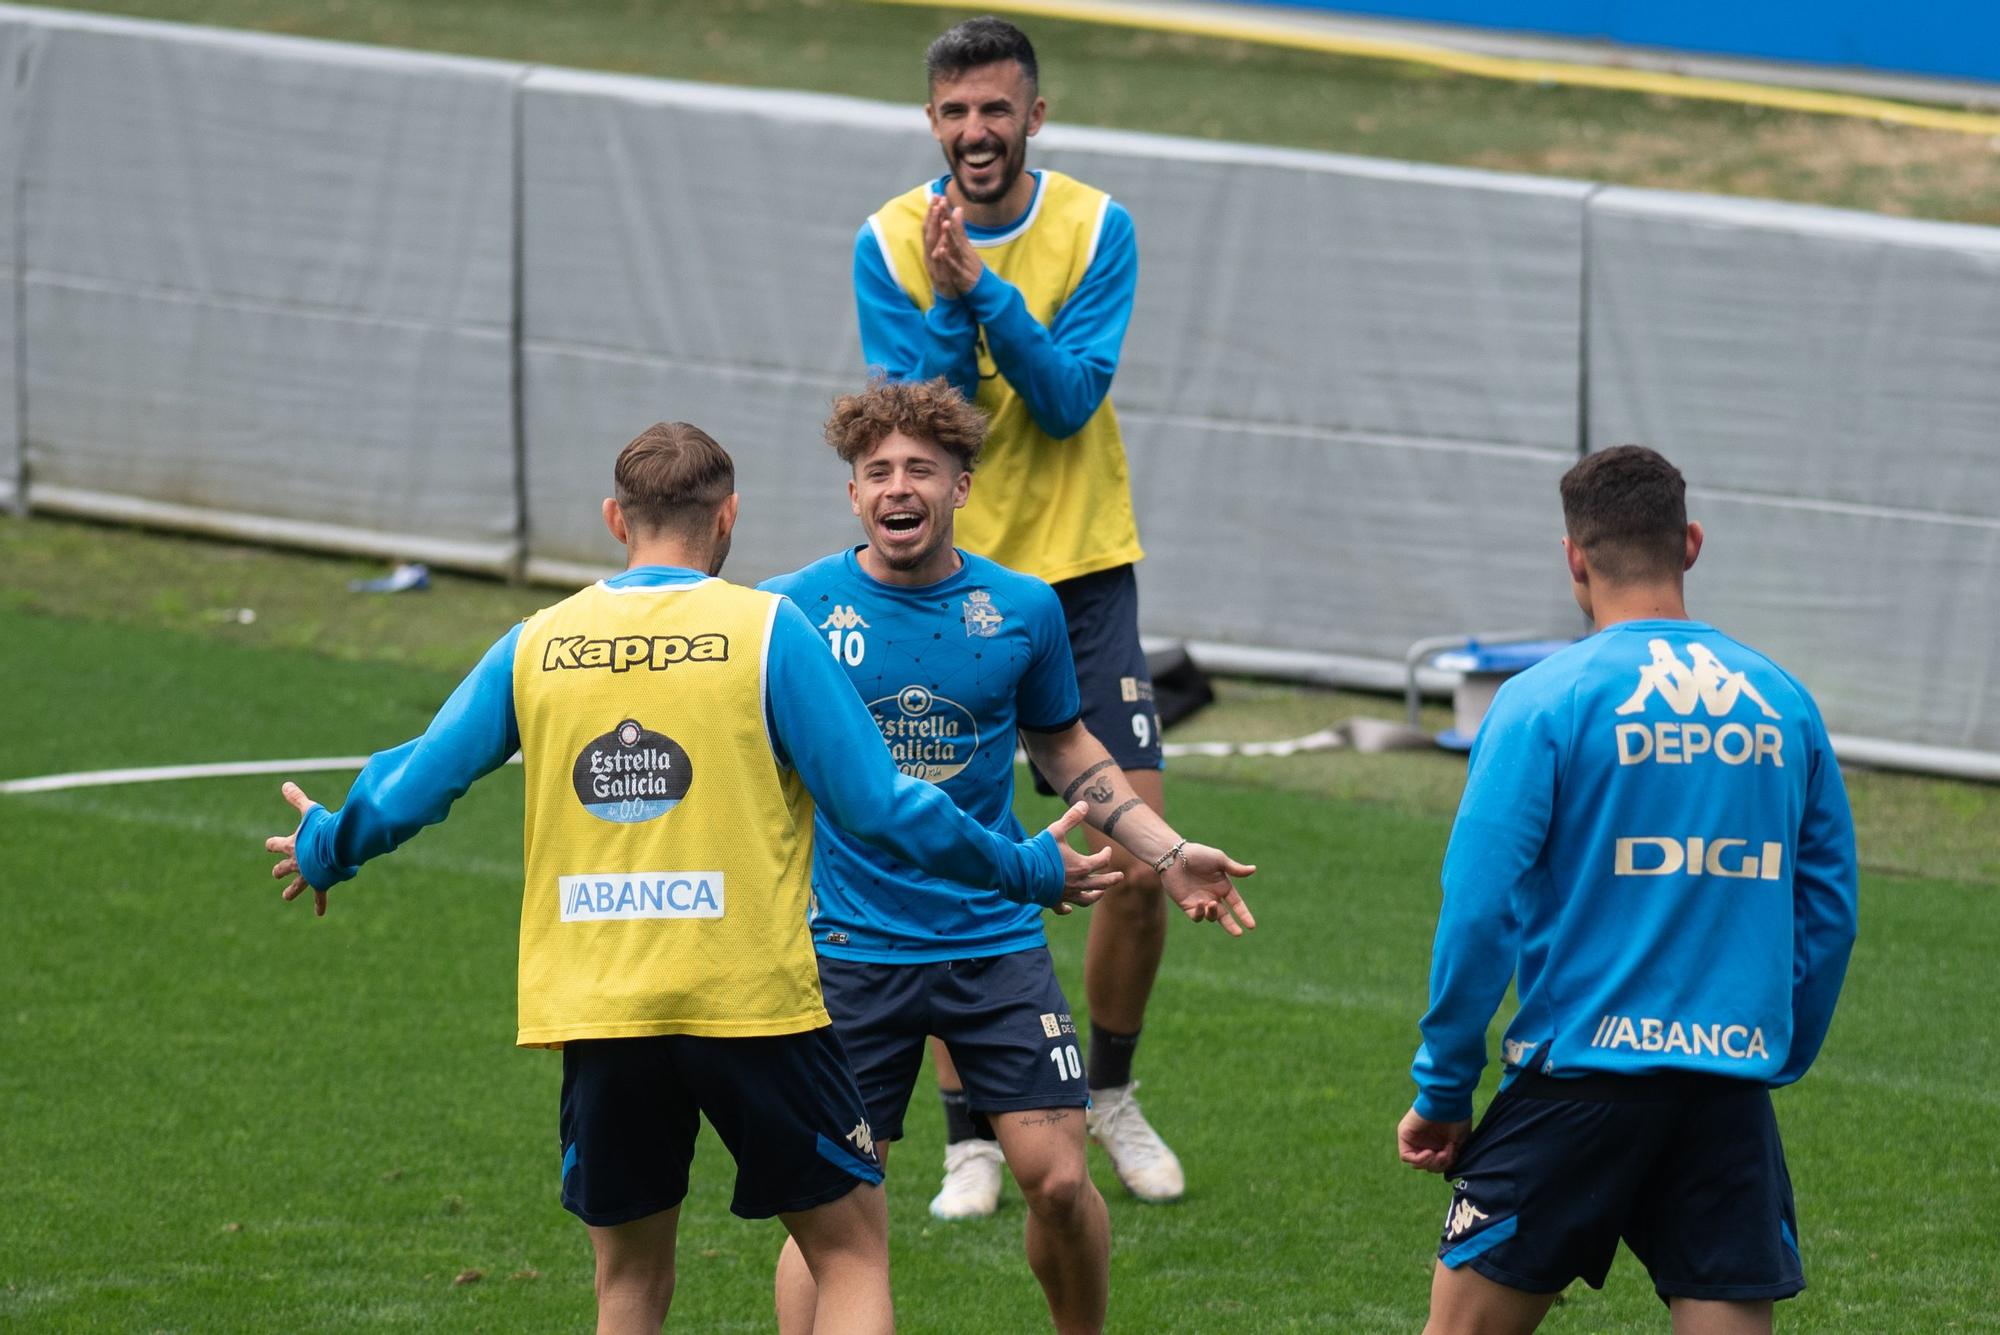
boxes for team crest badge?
[962,589,1003,638]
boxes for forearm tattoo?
[1101,798,1145,840]
[1061,758,1117,805]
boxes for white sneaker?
[1087,1082,1185,1203]
[928,1138,1005,1220]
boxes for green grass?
[33,0,2000,224]
[1,515,1997,1329]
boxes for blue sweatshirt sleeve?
[853,223,979,400]
[1773,696,1859,1085]
[764,597,1063,906]
[1411,683,1560,1122]
[294,624,524,890]
[962,200,1136,440]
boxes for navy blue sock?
[940,1087,980,1144]
[1088,1022,1141,1090]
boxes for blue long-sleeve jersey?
[293,567,1064,908]
[1412,620,1859,1123]
[852,171,1137,439]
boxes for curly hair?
[824,378,987,472]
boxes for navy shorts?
[1437,1069,1804,1303]
[558,1028,882,1226]
[816,948,1088,1142]
[1029,564,1163,795]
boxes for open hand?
[263,781,328,917]
[1161,844,1257,936]
[1397,1107,1471,1173]
[925,197,984,299]
[1045,800,1120,914]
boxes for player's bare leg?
[929,1040,1006,1218]
[993,1105,1110,1334]
[775,1156,894,1335]
[1669,1298,1773,1335]
[1422,1260,1559,1335]
[1080,770,1182,1201]
[588,1206,681,1335]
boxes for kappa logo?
[962,589,1004,638]
[1613,640,1785,767]
[820,605,870,632]
[1617,640,1779,720]
[846,1120,876,1158]
[1445,1197,1490,1240]
[543,632,728,673]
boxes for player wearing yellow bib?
[854,16,1184,1211]
[259,422,1118,1335]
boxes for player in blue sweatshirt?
[761,378,1255,1335]
[1398,446,1858,1334]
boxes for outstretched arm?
[261,624,524,908]
[1021,722,1256,935]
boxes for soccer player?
[854,14,1186,1211]
[762,378,1255,1335]
[258,421,1121,1335]
[1397,446,1860,1334]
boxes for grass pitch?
[2,518,1997,1331]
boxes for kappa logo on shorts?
[846,1120,876,1159]
[1445,1196,1490,1240]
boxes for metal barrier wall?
[1587,189,2000,755]
[0,6,1994,763]
[6,7,523,570]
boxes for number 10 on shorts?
[1049,1044,1083,1081]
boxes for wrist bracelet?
[1149,839,1188,876]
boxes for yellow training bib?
[509,577,824,1046]
[869,171,1145,585]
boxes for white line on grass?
[0,721,1428,797]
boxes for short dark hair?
[925,16,1038,94]
[825,378,986,472]
[614,422,734,538]
[1559,445,1688,582]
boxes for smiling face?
[850,429,972,585]
[926,59,1045,214]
